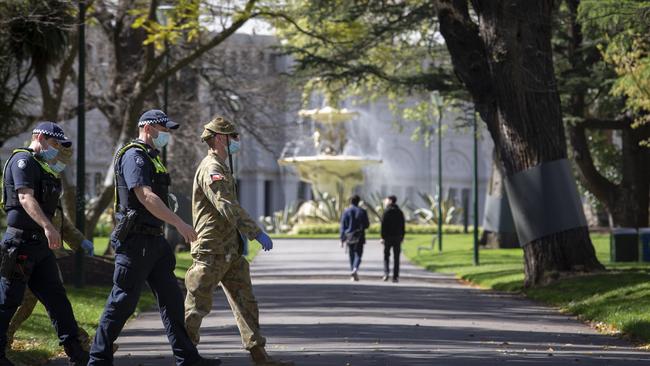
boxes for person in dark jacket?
[380,195,405,282]
[340,195,370,281]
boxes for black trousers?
[89,233,199,366]
[383,238,402,279]
[0,229,85,361]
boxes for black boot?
[64,339,89,366]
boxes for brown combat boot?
[249,346,294,366]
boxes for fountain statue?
[279,104,382,202]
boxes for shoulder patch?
[210,172,226,182]
[17,159,27,169]
[135,155,145,167]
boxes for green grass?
[8,286,156,366]
[403,233,650,344]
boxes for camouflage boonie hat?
[58,144,73,165]
[201,116,238,141]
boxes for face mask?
[228,139,240,155]
[40,146,59,161]
[50,161,66,174]
[153,131,170,149]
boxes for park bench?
[417,235,438,255]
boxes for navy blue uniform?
[89,141,200,366]
[0,149,86,362]
[340,205,370,271]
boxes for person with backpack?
[340,195,370,281]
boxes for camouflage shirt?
[191,152,261,256]
[52,208,84,258]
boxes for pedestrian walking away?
[88,110,220,366]
[184,116,293,366]
[0,122,89,366]
[380,195,405,283]
[340,195,370,281]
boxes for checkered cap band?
[32,129,66,139]
[138,117,169,127]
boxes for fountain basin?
[279,155,381,198]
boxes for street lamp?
[473,109,480,266]
[430,92,443,252]
[75,0,87,288]
[156,4,174,165]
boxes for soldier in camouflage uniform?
[6,145,95,350]
[185,116,293,366]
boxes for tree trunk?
[481,153,519,248]
[438,0,604,287]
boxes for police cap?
[138,109,179,130]
[32,122,72,147]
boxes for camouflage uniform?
[184,148,265,348]
[184,116,267,350]
[6,146,91,350]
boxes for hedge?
[293,223,477,235]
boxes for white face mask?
[153,131,170,149]
[50,161,67,174]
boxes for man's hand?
[255,232,273,251]
[380,239,385,245]
[44,224,62,250]
[81,240,94,256]
[175,221,198,243]
[340,241,345,248]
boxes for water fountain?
[279,105,382,202]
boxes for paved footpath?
[51,239,649,365]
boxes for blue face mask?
[50,161,66,174]
[153,131,170,149]
[228,139,240,155]
[40,146,59,161]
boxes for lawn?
[403,233,650,344]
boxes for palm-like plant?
[259,201,302,234]
[414,192,462,225]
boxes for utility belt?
[5,226,46,243]
[132,224,164,237]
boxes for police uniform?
[6,145,93,350]
[0,122,87,365]
[185,117,292,366]
[89,110,216,366]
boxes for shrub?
[292,223,476,235]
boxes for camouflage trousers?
[184,253,266,350]
[7,289,91,351]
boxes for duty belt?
[132,224,164,237]
[6,227,46,242]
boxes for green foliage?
[259,201,302,234]
[414,191,463,225]
[293,222,471,235]
[579,0,650,145]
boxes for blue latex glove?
[81,239,94,256]
[255,232,273,251]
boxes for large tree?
[277,0,605,286]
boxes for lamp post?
[156,4,173,165]
[430,92,443,252]
[473,109,480,266]
[74,0,86,288]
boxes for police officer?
[6,143,95,350]
[0,122,89,365]
[184,116,293,366]
[88,110,219,366]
